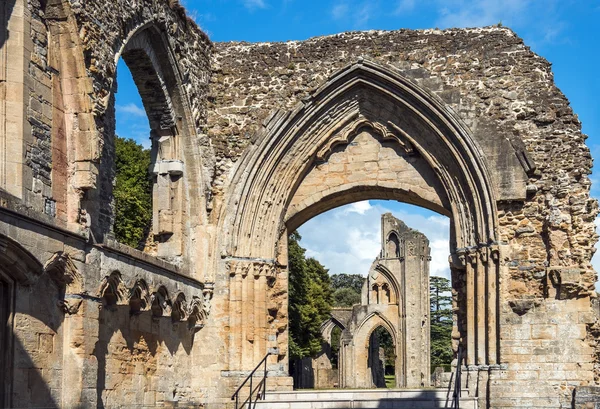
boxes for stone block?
[531,324,557,340]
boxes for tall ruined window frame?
[386,232,400,259]
[110,26,190,261]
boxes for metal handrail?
[452,345,464,409]
[231,352,272,409]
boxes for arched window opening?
[113,59,153,252]
[386,232,400,258]
[112,29,187,262]
[371,283,380,304]
[368,326,395,388]
[381,283,391,304]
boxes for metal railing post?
[231,351,273,409]
[263,357,267,399]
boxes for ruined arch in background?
[352,312,398,388]
[220,59,519,375]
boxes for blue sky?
[115,0,600,279]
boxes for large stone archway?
[219,59,506,379]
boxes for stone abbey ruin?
[1,0,600,408]
[299,213,432,390]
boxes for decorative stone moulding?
[227,260,280,282]
[314,116,415,163]
[96,272,213,332]
[151,159,184,176]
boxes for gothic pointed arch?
[221,59,498,256]
[372,264,400,305]
[355,311,398,348]
[320,316,347,342]
[220,58,502,366]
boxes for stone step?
[253,389,477,409]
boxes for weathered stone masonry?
[1,0,599,407]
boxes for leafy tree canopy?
[333,287,361,307]
[113,136,152,249]
[331,273,365,294]
[288,231,333,360]
[430,276,453,367]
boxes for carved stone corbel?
[466,249,478,266]
[129,279,152,314]
[58,296,83,315]
[202,282,214,315]
[478,247,488,264]
[98,272,128,307]
[44,252,84,314]
[171,293,188,322]
[449,248,467,269]
[188,296,207,332]
[490,245,500,262]
[151,287,172,318]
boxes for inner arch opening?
[288,199,453,390]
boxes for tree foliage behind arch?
[430,276,453,367]
[288,231,333,360]
[113,136,152,248]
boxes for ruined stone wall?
[1,0,214,250]
[1,1,226,407]
[209,28,598,407]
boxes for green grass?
[384,374,395,388]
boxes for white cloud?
[354,2,372,27]
[116,103,146,117]
[298,201,451,281]
[342,201,372,215]
[331,1,373,28]
[242,0,267,11]
[394,0,415,14]
[331,2,349,20]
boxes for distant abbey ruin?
[1,0,599,408]
[297,214,432,390]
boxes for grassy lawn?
[384,374,395,388]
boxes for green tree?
[331,273,364,293]
[430,276,453,367]
[333,287,361,307]
[288,232,333,360]
[373,326,395,367]
[113,136,152,249]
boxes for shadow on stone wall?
[94,304,196,408]
[8,274,82,408]
[1,0,16,49]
